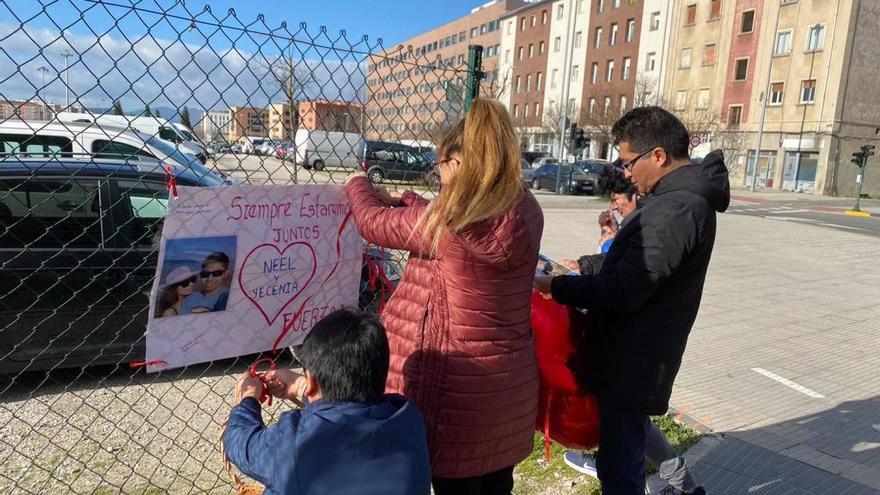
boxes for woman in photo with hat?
[156,266,199,318]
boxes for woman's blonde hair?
[419,98,523,253]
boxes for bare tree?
[580,80,658,159]
[712,127,748,173]
[541,100,580,156]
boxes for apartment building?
[664,0,880,197]
[364,0,525,141]
[200,110,231,142]
[636,0,674,105]
[228,106,269,142]
[0,99,62,121]
[581,0,646,159]
[267,103,294,141]
[298,99,362,133]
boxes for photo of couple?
[154,236,237,318]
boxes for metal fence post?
[464,45,485,113]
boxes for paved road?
[537,191,880,494]
[727,194,880,237]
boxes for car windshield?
[576,162,606,174]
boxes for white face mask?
[612,210,624,224]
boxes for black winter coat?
[552,150,730,414]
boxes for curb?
[844,210,877,217]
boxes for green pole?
[464,45,485,113]
[854,154,866,212]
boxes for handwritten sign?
[145,185,362,371]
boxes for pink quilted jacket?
[346,176,544,478]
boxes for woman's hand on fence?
[345,172,368,185]
[234,373,263,403]
[265,368,307,401]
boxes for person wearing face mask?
[344,98,544,495]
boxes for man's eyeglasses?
[620,147,657,171]
[200,269,226,279]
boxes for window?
[0,134,72,158]
[507,21,513,35]
[774,30,792,55]
[513,104,519,118]
[551,69,558,88]
[728,105,742,125]
[542,11,548,24]
[537,72,543,90]
[534,102,540,117]
[806,25,825,52]
[540,41,545,54]
[781,0,797,4]
[575,31,583,48]
[606,59,615,81]
[524,104,529,118]
[518,46,524,60]
[526,74,532,92]
[118,180,168,247]
[801,80,816,103]
[520,18,526,31]
[734,58,749,80]
[623,57,631,80]
[613,0,621,7]
[740,10,755,33]
[698,88,710,109]
[589,98,597,118]
[710,0,722,19]
[646,52,656,71]
[529,44,534,57]
[594,27,602,48]
[686,4,697,25]
[531,14,537,27]
[557,4,564,19]
[651,11,661,31]
[591,62,599,83]
[610,23,619,46]
[459,32,466,41]
[675,90,687,110]
[598,0,605,13]
[91,140,156,160]
[770,82,784,105]
[571,65,580,80]
[626,18,636,42]
[681,48,692,69]
[505,49,511,62]
[619,95,627,112]
[0,178,103,249]
[604,96,611,115]
[704,44,716,65]
[471,27,478,38]
[515,76,521,93]
[554,36,562,52]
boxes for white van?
[294,129,364,171]
[55,112,206,163]
[0,120,225,182]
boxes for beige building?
[364,0,526,142]
[299,99,362,133]
[228,106,268,142]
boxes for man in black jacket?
[535,107,729,495]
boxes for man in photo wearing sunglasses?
[180,252,232,315]
[535,106,729,495]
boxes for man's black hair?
[598,165,637,199]
[203,251,230,268]
[612,106,690,160]
[297,308,389,403]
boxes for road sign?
[689,135,702,148]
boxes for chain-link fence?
[0,0,485,492]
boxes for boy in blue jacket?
[223,309,431,495]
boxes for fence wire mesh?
[0,0,483,492]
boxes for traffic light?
[569,122,579,146]
[852,145,875,169]
[851,150,865,169]
[574,128,588,150]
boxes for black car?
[574,159,612,176]
[361,141,435,184]
[530,163,597,195]
[0,158,400,373]
[522,150,550,164]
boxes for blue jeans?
[597,396,650,495]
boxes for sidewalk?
[539,196,880,495]
[730,187,880,216]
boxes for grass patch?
[514,415,701,494]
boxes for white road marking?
[751,368,826,399]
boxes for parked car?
[240,137,268,154]
[275,140,293,159]
[530,163,596,195]
[533,156,559,167]
[520,158,537,184]
[574,159,612,176]
[294,129,364,171]
[0,120,228,184]
[0,157,402,373]
[361,140,434,184]
[522,151,550,164]
[256,139,279,156]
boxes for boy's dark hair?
[203,251,230,268]
[297,309,389,403]
[598,165,637,199]
[612,106,690,160]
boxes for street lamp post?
[60,48,73,109]
[37,66,50,119]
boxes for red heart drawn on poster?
[238,242,317,326]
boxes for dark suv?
[0,158,400,373]
[530,163,597,195]
[361,141,436,185]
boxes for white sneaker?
[563,451,598,479]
